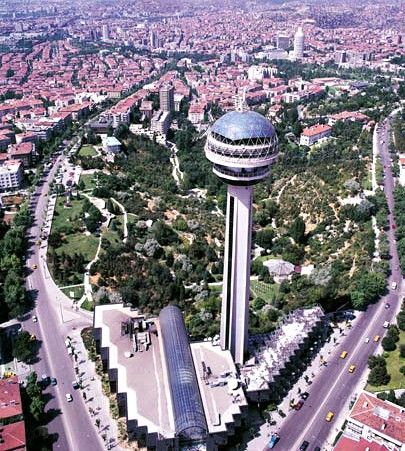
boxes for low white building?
[188,103,205,124]
[335,391,405,451]
[399,155,405,186]
[105,136,121,154]
[300,124,332,147]
[0,161,23,191]
[263,258,297,283]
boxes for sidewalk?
[246,313,362,451]
[70,328,123,451]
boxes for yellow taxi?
[349,364,356,373]
[340,351,348,359]
[326,411,334,422]
[32,264,38,270]
[374,335,380,342]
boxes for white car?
[65,393,73,402]
[32,315,38,323]
[365,337,370,343]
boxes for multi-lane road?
[23,148,104,451]
[268,116,403,451]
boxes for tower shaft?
[221,184,253,365]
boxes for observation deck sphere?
[211,110,277,142]
[205,110,279,185]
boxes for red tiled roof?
[302,124,332,137]
[0,421,26,451]
[349,392,405,444]
[0,377,23,420]
[334,435,390,451]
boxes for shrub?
[368,355,386,369]
[381,336,397,352]
[368,365,390,386]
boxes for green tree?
[368,365,390,386]
[255,228,274,249]
[30,396,45,421]
[368,355,386,369]
[13,331,36,363]
[4,270,26,318]
[381,336,396,352]
[289,217,306,244]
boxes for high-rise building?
[150,29,158,49]
[159,84,174,113]
[205,110,279,364]
[102,24,109,41]
[293,26,305,59]
[277,34,290,50]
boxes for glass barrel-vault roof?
[211,110,276,141]
[159,305,207,442]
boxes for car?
[299,441,309,450]
[392,224,397,230]
[31,264,37,270]
[50,377,57,386]
[340,351,348,359]
[326,411,334,422]
[72,380,80,389]
[32,315,38,323]
[300,392,309,400]
[374,335,380,342]
[385,303,390,309]
[314,447,321,451]
[294,400,304,410]
[41,374,49,386]
[349,364,356,373]
[365,337,370,343]
[267,432,280,449]
[65,393,73,402]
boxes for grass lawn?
[250,279,280,304]
[78,145,97,157]
[102,226,122,247]
[127,213,138,225]
[55,233,99,261]
[60,285,84,299]
[81,298,94,312]
[52,197,84,234]
[79,173,98,190]
[366,330,405,392]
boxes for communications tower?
[205,110,279,364]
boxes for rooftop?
[0,376,23,420]
[0,421,26,451]
[211,111,276,141]
[349,392,405,445]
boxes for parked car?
[50,377,57,386]
[65,393,73,402]
[300,392,309,400]
[294,400,304,410]
[374,335,380,342]
[299,441,309,450]
[32,315,38,323]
